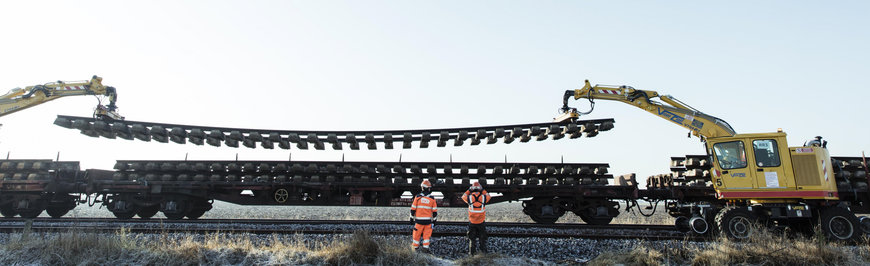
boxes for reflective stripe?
[410,204,417,208]
[469,209,485,213]
[412,240,420,244]
[422,239,430,243]
[415,217,432,220]
[415,205,435,210]
[468,206,485,211]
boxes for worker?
[462,181,490,255]
[410,179,437,253]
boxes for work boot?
[469,240,477,255]
[420,247,430,254]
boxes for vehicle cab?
[707,132,838,201]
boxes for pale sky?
[0,1,867,183]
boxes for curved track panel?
[54,115,614,150]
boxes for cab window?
[713,141,747,169]
[752,139,781,167]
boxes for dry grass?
[309,231,433,265]
[0,229,437,265]
[588,227,870,266]
[455,252,549,266]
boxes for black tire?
[137,205,160,219]
[820,206,861,242]
[715,206,756,240]
[860,216,870,234]
[46,206,71,218]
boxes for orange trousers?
[412,223,433,248]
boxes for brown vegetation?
[589,228,870,266]
[0,230,436,265]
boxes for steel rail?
[0,217,676,231]
[54,115,615,150]
[0,226,698,240]
[0,219,694,240]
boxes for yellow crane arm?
[0,75,122,120]
[558,80,735,139]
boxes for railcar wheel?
[186,209,206,220]
[529,215,560,224]
[186,200,212,220]
[112,210,137,219]
[574,204,618,225]
[18,209,43,219]
[137,205,160,219]
[163,211,187,220]
[577,212,614,225]
[0,203,16,218]
[161,197,191,220]
[820,206,861,242]
[522,199,565,224]
[109,199,139,219]
[46,206,72,218]
[716,207,755,240]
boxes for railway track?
[0,218,698,241]
[0,217,676,230]
[54,115,615,150]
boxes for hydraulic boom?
[0,75,122,120]
[558,80,734,140]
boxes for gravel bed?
[0,200,684,263]
[0,231,706,262]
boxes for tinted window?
[713,141,747,169]
[752,139,781,167]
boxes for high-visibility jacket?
[462,189,489,224]
[410,193,438,225]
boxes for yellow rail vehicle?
[561,80,868,241]
[708,132,838,201]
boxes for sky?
[0,1,868,184]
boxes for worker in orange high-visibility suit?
[462,181,490,255]
[410,179,437,253]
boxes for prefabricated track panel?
[0,160,80,182]
[108,160,613,187]
[104,160,625,206]
[54,115,615,150]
